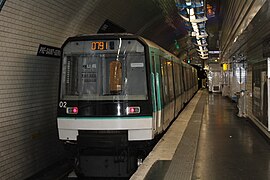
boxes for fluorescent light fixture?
[186,1,192,6]
[201,53,208,56]
[234,36,238,42]
[189,16,208,23]
[198,52,208,55]
[195,43,208,46]
[200,56,208,59]
[198,51,208,54]
[179,14,190,21]
[196,33,208,38]
[197,49,208,53]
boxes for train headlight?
[126,107,140,114]
[66,107,78,114]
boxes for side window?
[189,68,192,88]
[179,63,184,94]
[192,69,195,86]
[109,60,122,94]
[187,68,190,89]
[126,54,147,97]
[167,61,174,101]
[184,67,188,90]
[161,58,169,105]
[151,55,156,73]
[173,62,180,97]
[182,66,187,91]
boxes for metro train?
[57,33,198,178]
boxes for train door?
[160,57,174,129]
[173,62,182,116]
[166,60,175,122]
[150,52,162,133]
[182,65,188,103]
[267,58,270,131]
[179,63,184,109]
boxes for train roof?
[64,33,141,43]
[62,33,194,68]
[64,34,178,56]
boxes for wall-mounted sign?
[0,0,6,12]
[37,44,61,58]
[252,61,268,128]
[222,63,229,71]
[97,19,126,33]
[209,50,220,54]
[131,63,144,68]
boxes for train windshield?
[60,39,148,101]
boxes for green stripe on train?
[58,116,152,120]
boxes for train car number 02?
[59,101,67,108]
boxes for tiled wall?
[0,0,101,179]
[220,0,266,58]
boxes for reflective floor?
[192,93,270,180]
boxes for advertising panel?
[252,61,268,127]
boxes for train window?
[109,60,122,94]
[179,63,184,94]
[64,56,79,95]
[166,61,175,101]
[188,68,191,89]
[173,63,180,97]
[189,68,192,89]
[187,67,190,89]
[60,40,148,101]
[161,58,169,105]
[183,66,187,91]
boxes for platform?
[131,90,270,180]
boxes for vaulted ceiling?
[0,0,223,64]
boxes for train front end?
[57,35,154,177]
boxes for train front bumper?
[57,116,154,141]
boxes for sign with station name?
[209,50,220,54]
[37,44,61,58]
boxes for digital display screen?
[91,41,115,51]
[91,41,108,51]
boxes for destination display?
[91,41,115,51]
[91,41,107,50]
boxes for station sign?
[209,50,220,54]
[223,63,229,71]
[37,44,61,58]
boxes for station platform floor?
[131,90,270,180]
